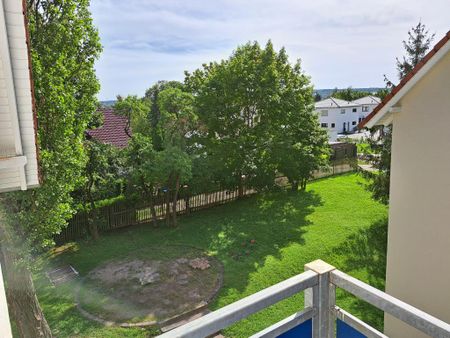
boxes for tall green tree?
[80,140,123,239]
[0,0,101,337]
[114,95,151,136]
[186,41,328,193]
[396,22,435,79]
[144,80,184,150]
[125,134,160,227]
[368,21,434,204]
[157,87,196,226]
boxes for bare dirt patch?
[77,246,222,325]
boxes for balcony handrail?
[157,260,450,338]
[157,270,318,338]
[330,269,450,337]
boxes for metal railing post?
[305,259,336,338]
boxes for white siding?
[0,0,39,192]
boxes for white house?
[352,95,381,121]
[0,0,39,336]
[361,31,450,337]
[316,95,380,140]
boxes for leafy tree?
[186,41,328,192]
[375,88,390,101]
[114,95,151,136]
[125,134,160,227]
[144,81,184,150]
[79,140,123,239]
[396,22,435,79]
[157,87,196,226]
[314,92,322,102]
[368,21,434,204]
[0,0,101,336]
[332,87,372,101]
[275,124,329,191]
[365,126,392,204]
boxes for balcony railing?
[157,260,450,338]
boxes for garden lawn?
[35,173,388,337]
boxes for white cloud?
[91,0,450,100]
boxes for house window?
[321,123,328,128]
[362,106,369,112]
[331,123,335,128]
[340,109,345,114]
[352,108,357,112]
[321,110,328,116]
[352,121,357,125]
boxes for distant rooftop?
[315,97,358,109]
[86,108,131,148]
[315,96,380,109]
[352,96,381,105]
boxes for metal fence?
[157,260,450,338]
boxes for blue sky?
[91,0,450,100]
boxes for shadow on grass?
[332,217,388,331]
[43,189,322,337]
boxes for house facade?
[361,31,450,338]
[316,96,380,140]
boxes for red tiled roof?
[359,30,450,129]
[87,108,131,148]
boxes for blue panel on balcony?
[337,319,367,338]
[277,318,312,337]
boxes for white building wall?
[0,0,39,192]
[317,106,360,134]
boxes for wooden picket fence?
[55,186,256,244]
[55,160,355,244]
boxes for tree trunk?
[142,182,158,227]
[149,194,158,227]
[184,195,190,215]
[87,190,99,240]
[0,224,52,338]
[238,174,244,198]
[172,175,180,227]
[300,178,307,191]
[165,189,171,227]
[87,214,99,241]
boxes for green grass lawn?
[35,173,388,337]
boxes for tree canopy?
[396,22,435,80]
[185,41,328,192]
